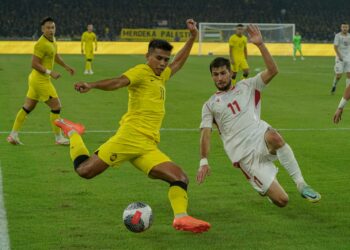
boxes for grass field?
[1,54,350,250]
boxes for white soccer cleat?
[55,136,70,145]
[88,70,94,75]
[84,70,89,75]
[7,134,23,145]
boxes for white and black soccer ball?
[122,202,153,233]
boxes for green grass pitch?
[1,54,350,249]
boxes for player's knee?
[176,171,189,185]
[170,180,188,191]
[274,194,289,207]
[266,130,285,149]
[243,72,249,78]
[50,109,61,114]
[73,155,92,179]
[22,106,32,114]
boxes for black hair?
[236,24,244,28]
[341,22,349,25]
[209,57,231,73]
[148,39,173,52]
[40,16,55,26]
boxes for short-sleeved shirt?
[113,64,172,144]
[229,34,247,59]
[81,31,97,50]
[334,32,350,61]
[29,35,57,81]
[293,35,302,47]
[200,73,270,162]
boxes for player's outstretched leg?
[149,163,211,233]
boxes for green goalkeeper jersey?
[293,35,302,46]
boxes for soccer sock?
[50,110,61,137]
[276,144,306,191]
[346,78,350,87]
[86,61,92,71]
[333,77,340,87]
[293,48,296,58]
[168,183,188,217]
[69,133,90,162]
[11,107,29,132]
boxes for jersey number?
[227,100,241,114]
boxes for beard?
[215,81,231,91]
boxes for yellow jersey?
[229,34,247,58]
[81,31,97,51]
[30,35,57,81]
[118,64,172,143]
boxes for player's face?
[211,66,232,91]
[146,48,171,76]
[42,21,55,39]
[88,25,93,32]
[236,26,244,36]
[341,24,349,34]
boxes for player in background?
[81,24,97,75]
[292,31,304,61]
[333,82,350,123]
[55,19,210,233]
[331,23,350,94]
[197,24,321,207]
[228,24,249,84]
[7,16,75,146]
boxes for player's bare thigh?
[45,97,62,110]
[75,153,110,179]
[264,128,285,155]
[23,97,38,111]
[149,161,189,184]
[266,178,289,207]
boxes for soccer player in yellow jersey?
[55,19,210,233]
[229,24,249,83]
[7,17,75,145]
[81,24,97,75]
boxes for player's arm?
[197,127,212,184]
[244,43,248,60]
[333,85,350,123]
[247,24,278,85]
[94,34,98,51]
[334,45,342,61]
[55,54,75,75]
[229,45,234,64]
[168,19,198,76]
[31,55,61,79]
[74,75,130,93]
[81,34,84,54]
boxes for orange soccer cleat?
[54,118,85,137]
[173,215,211,233]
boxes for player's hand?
[196,164,211,184]
[50,71,61,80]
[74,82,91,93]
[333,108,343,124]
[65,66,75,76]
[247,24,263,46]
[81,49,84,54]
[186,19,198,38]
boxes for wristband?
[199,158,208,167]
[338,97,348,109]
[45,69,52,75]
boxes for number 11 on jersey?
[227,100,241,114]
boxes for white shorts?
[334,59,350,74]
[234,131,278,195]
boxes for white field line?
[0,163,11,250]
[1,127,350,134]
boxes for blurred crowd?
[0,0,349,42]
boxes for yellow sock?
[85,61,91,71]
[168,185,188,216]
[50,112,61,135]
[69,133,90,161]
[12,108,28,132]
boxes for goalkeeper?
[292,32,304,60]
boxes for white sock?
[333,77,340,87]
[10,131,18,137]
[55,133,63,140]
[346,78,350,87]
[276,144,306,191]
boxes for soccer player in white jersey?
[196,24,321,207]
[331,22,350,94]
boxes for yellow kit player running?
[229,24,249,83]
[81,24,97,75]
[55,19,210,233]
[7,16,75,145]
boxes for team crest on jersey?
[110,153,118,162]
[216,98,220,102]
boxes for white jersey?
[334,32,350,61]
[200,73,270,163]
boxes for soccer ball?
[122,202,153,233]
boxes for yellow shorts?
[231,59,249,72]
[85,50,94,60]
[26,76,58,102]
[96,139,171,175]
